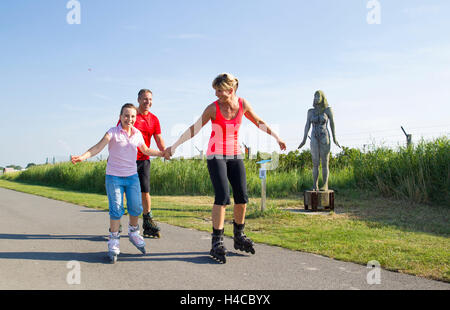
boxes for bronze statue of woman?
[298,90,340,191]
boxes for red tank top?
[206,98,244,156]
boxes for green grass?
[352,136,450,204]
[0,179,448,283]
[3,136,448,204]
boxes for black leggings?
[207,157,249,205]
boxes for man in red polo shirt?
[135,89,165,238]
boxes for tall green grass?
[353,137,449,204]
[2,137,448,205]
[1,159,355,198]
[3,161,107,194]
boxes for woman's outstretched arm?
[243,99,286,151]
[166,103,215,156]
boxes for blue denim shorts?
[105,174,143,220]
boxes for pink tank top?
[206,98,244,156]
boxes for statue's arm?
[326,107,341,148]
[298,110,312,149]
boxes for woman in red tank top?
[167,73,286,263]
[206,96,244,157]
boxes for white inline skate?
[107,231,120,263]
[128,224,146,255]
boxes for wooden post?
[311,191,318,211]
[329,191,335,211]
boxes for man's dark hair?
[138,89,152,98]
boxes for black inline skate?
[142,213,161,238]
[209,228,227,264]
[233,221,255,254]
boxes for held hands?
[162,146,175,160]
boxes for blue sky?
[1,0,449,168]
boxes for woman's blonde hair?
[212,73,239,91]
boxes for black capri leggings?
[207,157,249,205]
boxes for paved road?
[0,187,448,290]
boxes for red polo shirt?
[117,112,161,161]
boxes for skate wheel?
[209,250,226,264]
[210,254,226,264]
[234,244,255,255]
[143,232,161,239]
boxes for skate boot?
[233,221,255,254]
[128,224,146,255]
[107,231,120,263]
[142,213,161,238]
[209,228,227,264]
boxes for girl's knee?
[109,206,125,220]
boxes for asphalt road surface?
[0,187,448,290]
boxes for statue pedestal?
[304,190,335,211]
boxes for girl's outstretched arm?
[71,133,110,164]
[138,144,168,159]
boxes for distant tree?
[6,164,22,170]
[26,163,36,169]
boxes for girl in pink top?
[71,103,167,263]
[166,73,286,263]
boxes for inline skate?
[209,228,227,264]
[128,224,146,254]
[143,213,161,238]
[233,221,255,254]
[107,231,120,263]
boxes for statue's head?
[313,90,328,111]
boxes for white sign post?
[257,159,271,212]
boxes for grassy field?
[2,136,448,204]
[0,179,448,283]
